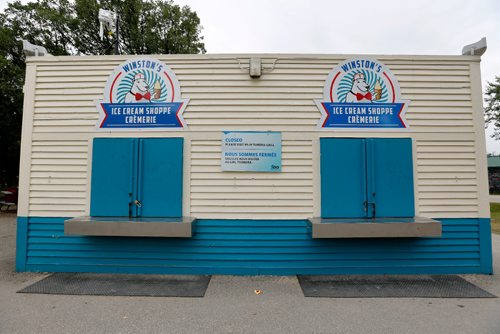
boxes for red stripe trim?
[164,71,175,102]
[397,103,406,128]
[329,72,341,102]
[176,102,183,127]
[109,72,122,102]
[99,103,108,128]
[383,72,395,103]
[321,103,330,127]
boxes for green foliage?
[5,0,74,56]
[489,203,500,234]
[0,14,24,186]
[0,0,205,186]
[485,77,500,140]
[3,0,206,56]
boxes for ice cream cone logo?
[154,80,161,100]
[374,80,382,101]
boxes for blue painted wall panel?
[478,218,494,274]
[16,217,493,275]
[15,217,28,271]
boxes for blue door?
[321,138,414,218]
[90,138,183,218]
[138,138,183,217]
[367,138,415,217]
[321,138,367,218]
[90,138,136,217]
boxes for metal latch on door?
[363,200,376,218]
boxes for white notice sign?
[221,131,282,172]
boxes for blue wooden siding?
[16,217,492,275]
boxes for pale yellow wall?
[18,54,489,219]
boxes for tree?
[485,77,500,140]
[0,14,25,187]
[3,0,206,56]
[4,0,74,56]
[0,0,205,187]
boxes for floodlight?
[462,37,487,56]
[98,8,117,40]
[22,40,50,57]
[249,58,262,78]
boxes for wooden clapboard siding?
[20,217,491,275]
[20,54,488,219]
[416,140,478,218]
[28,139,89,216]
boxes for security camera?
[462,37,487,56]
[22,40,50,57]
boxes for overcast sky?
[2,0,499,152]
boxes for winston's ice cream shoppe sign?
[96,57,408,130]
[316,57,410,129]
[96,58,188,130]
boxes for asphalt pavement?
[1,212,499,334]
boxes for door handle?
[134,200,143,208]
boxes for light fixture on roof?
[462,37,487,56]
[22,40,50,57]
[98,9,117,40]
[98,8,120,55]
[249,58,262,78]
